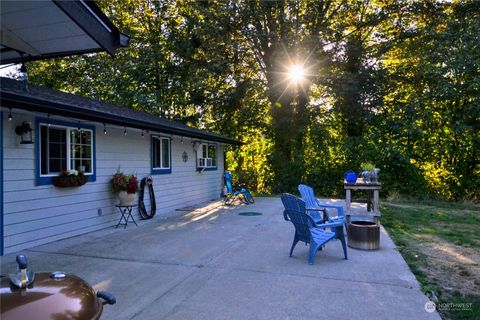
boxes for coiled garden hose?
[138,176,156,219]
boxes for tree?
[25,0,479,200]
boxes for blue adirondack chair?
[281,194,348,265]
[298,184,346,226]
[224,171,254,205]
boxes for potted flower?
[111,171,138,206]
[53,170,88,187]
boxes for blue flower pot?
[345,171,357,183]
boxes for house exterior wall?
[1,111,3,256]
[2,111,225,254]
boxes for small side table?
[115,205,138,228]
[344,179,381,224]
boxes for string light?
[103,123,107,135]
[124,126,127,136]
[47,114,51,127]
[141,129,144,137]
[8,108,12,121]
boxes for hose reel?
[138,176,156,219]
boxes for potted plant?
[360,162,380,183]
[111,171,138,206]
[53,170,88,187]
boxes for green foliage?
[360,162,375,172]
[25,0,479,201]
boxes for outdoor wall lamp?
[182,151,188,163]
[15,121,34,144]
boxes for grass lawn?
[381,201,480,320]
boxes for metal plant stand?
[115,205,138,229]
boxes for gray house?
[0,0,240,255]
[0,77,240,255]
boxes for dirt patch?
[414,234,480,296]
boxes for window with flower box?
[36,118,95,185]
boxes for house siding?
[1,111,3,255]
[2,111,224,254]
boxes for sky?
[0,64,20,78]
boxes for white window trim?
[39,123,94,177]
[197,143,217,168]
[152,136,171,170]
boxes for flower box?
[53,170,88,187]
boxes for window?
[37,118,95,185]
[196,143,217,170]
[151,136,171,174]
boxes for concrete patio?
[0,197,440,320]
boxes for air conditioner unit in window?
[198,158,213,167]
[198,158,207,167]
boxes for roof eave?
[53,0,121,56]
[0,91,242,146]
[0,1,130,65]
[0,48,107,65]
